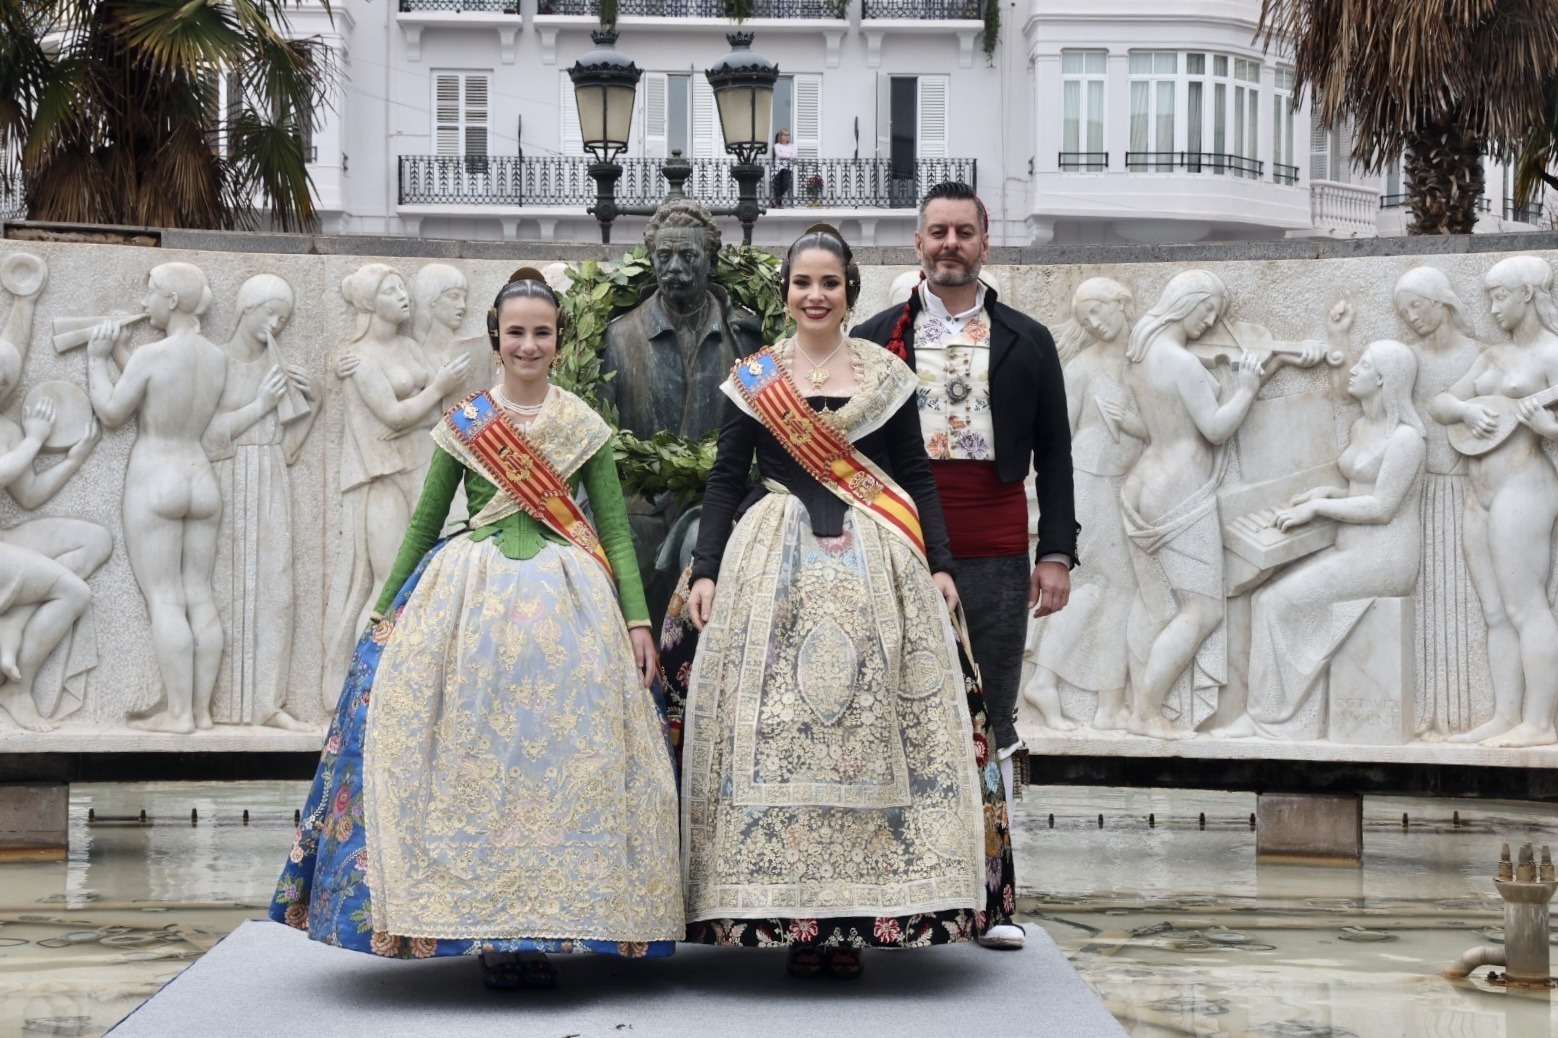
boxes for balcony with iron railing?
[1273,162,1299,186]
[1503,199,1543,224]
[1057,152,1108,173]
[1124,152,1263,178]
[400,0,517,10]
[862,0,981,16]
[398,154,977,209]
[534,0,842,15]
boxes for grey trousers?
[955,554,1030,752]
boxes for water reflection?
[1021,786,1558,1037]
[0,782,1553,1037]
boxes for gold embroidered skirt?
[361,536,683,943]
[682,493,984,923]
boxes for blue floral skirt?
[269,539,677,959]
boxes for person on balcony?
[770,128,796,208]
[853,181,1079,952]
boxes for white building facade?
[287,0,1543,246]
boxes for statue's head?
[144,262,213,330]
[234,273,296,342]
[1071,277,1134,345]
[643,200,721,311]
[412,263,469,338]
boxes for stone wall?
[1,228,1556,771]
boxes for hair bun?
[802,223,852,262]
[506,266,549,286]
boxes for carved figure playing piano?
[1119,270,1339,739]
[1213,340,1426,740]
[1439,256,1558,748]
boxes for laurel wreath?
[551,243,787,503]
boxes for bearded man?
[854,181,1078,951]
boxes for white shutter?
[792,74,821,161]
[560,70,583,156]
[917,75,948,159]
[1334,120,1353,183]
[1308,114,1330,183]
[642,72,668,158]
[435,73,462,155]
[692,76,716,158]
[876,72,892,159]
[463,75,489,158]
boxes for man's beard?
[925,257,981,287]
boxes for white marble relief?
[1117,271,1267,740]
[1393,266,1491,737]
[1023,278,1143,732]
[1213,340,1426,741]
[0,255,110,731]
[320,263,470,705]
[85,262,229,734]
[1441,256,1558,748]
[207,274,317,731]
[0,240,1551,764]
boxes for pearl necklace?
[496,386,548,419]
[794,336,848,389]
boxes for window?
[435,71,489,172]
[1232,58,1259,177]
[1128,51,1263,176]
[1061,51,1106,171]
[1310,113,1352,183]
[876,74,950,206]
[1127,52,1175,170]
[1272,67,1296,183]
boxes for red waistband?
[930,461,1029,558]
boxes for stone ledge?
[0,726,323,755]
[1017,727,1558,770]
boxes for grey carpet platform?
[108,921,1125,1037]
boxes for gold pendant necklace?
[796,337,847,389]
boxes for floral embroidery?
[873,917,903,943]
[269,534,681,961]
[926,432,951,459]
[788,918,819,942]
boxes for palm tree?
[1259,0,1558,235]
[0,0,333,231]
[1513,78,1558,209]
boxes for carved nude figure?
[1023,278,1144,731]
[206,274,315,730]
[1214,340,1426,740]
[1393,266,1487,736]
[322,264,469,701]
[0,394,109,731]
[87,262,230,733]
[1440,256,1558,748]
[1118,271,1263,739]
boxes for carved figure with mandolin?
[1435,255,1558,748]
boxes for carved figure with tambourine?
[1448,383,1558,456]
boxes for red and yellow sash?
[441,391,613,577]
[731,348,926,560]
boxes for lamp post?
[567,29,641,244]
[705,32,778,245]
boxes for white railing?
[1309,180,1380,236]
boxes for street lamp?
[568,29,641,244]
[705,32,777,245]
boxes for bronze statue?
[599,201,762,624]
[599,201,762,440]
